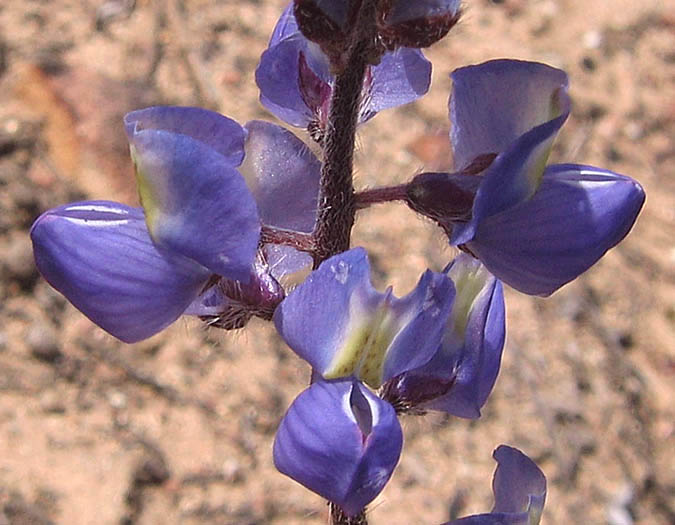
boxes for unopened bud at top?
[377,0,462,50]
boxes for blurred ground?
[0,0,673,524]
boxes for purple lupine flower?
[256,3,431,140]
[274,247,456,389]
[383,254,505,418]
[31,107,321,342]
[273,378,403,516]
[186,119,322,327]
[407,59,645,296]
[444,445,547,525]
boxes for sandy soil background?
[0,1,673,524]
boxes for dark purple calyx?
[199,252,285,330]
[376,0,462,50]
[293,0,361,70]
[380,372,456,415]
[405,172,481,235]
[405,153,496,235]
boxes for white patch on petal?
[330,260,350,284]
[63,217,130,227]
[366,393,380,428]
[578,167,614,179]
[422,282,441,317]
[341,387,357,424]
[576,179,613,190]
[65,203,131,215]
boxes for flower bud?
[377,0,462,50]
[293,0,357,68]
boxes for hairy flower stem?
[260,225,315,253]
[311,0,378,268]
[329,503,368,525]
[306,3,379,524]
[355,184,409,209]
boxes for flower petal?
[124,106,247,167]
[128,126,260,282]
[465,164,646,296]
[384,0,461,23]
[30,201,210,343]
[256,36,317,128]
[273,248,455,388]
[273,379,402,516]
[450,59,569,171]
[443,445,546,525]
[258,140,317,283]
[425,256,505,418]
[241,120,320,232]
[273,247,380,377]
[492,445,546,520]
[362,48,431,122]
[269,3,298,45]
[379,269,456,386]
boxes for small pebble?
[133,453,170,485]
[4,234,37,285]
[27,324,62,362]
[583,29,603,49]
[13,183,41,216]
[39,390,66,414]
[107,390,127,409]
[222,458,244,483]
[607,482,634,525]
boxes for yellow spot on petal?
[324,294,408,389]
[130,146,160,235]
[448,263,490,340]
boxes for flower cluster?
[30,0,644,522]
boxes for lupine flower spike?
[28,2,646,522]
